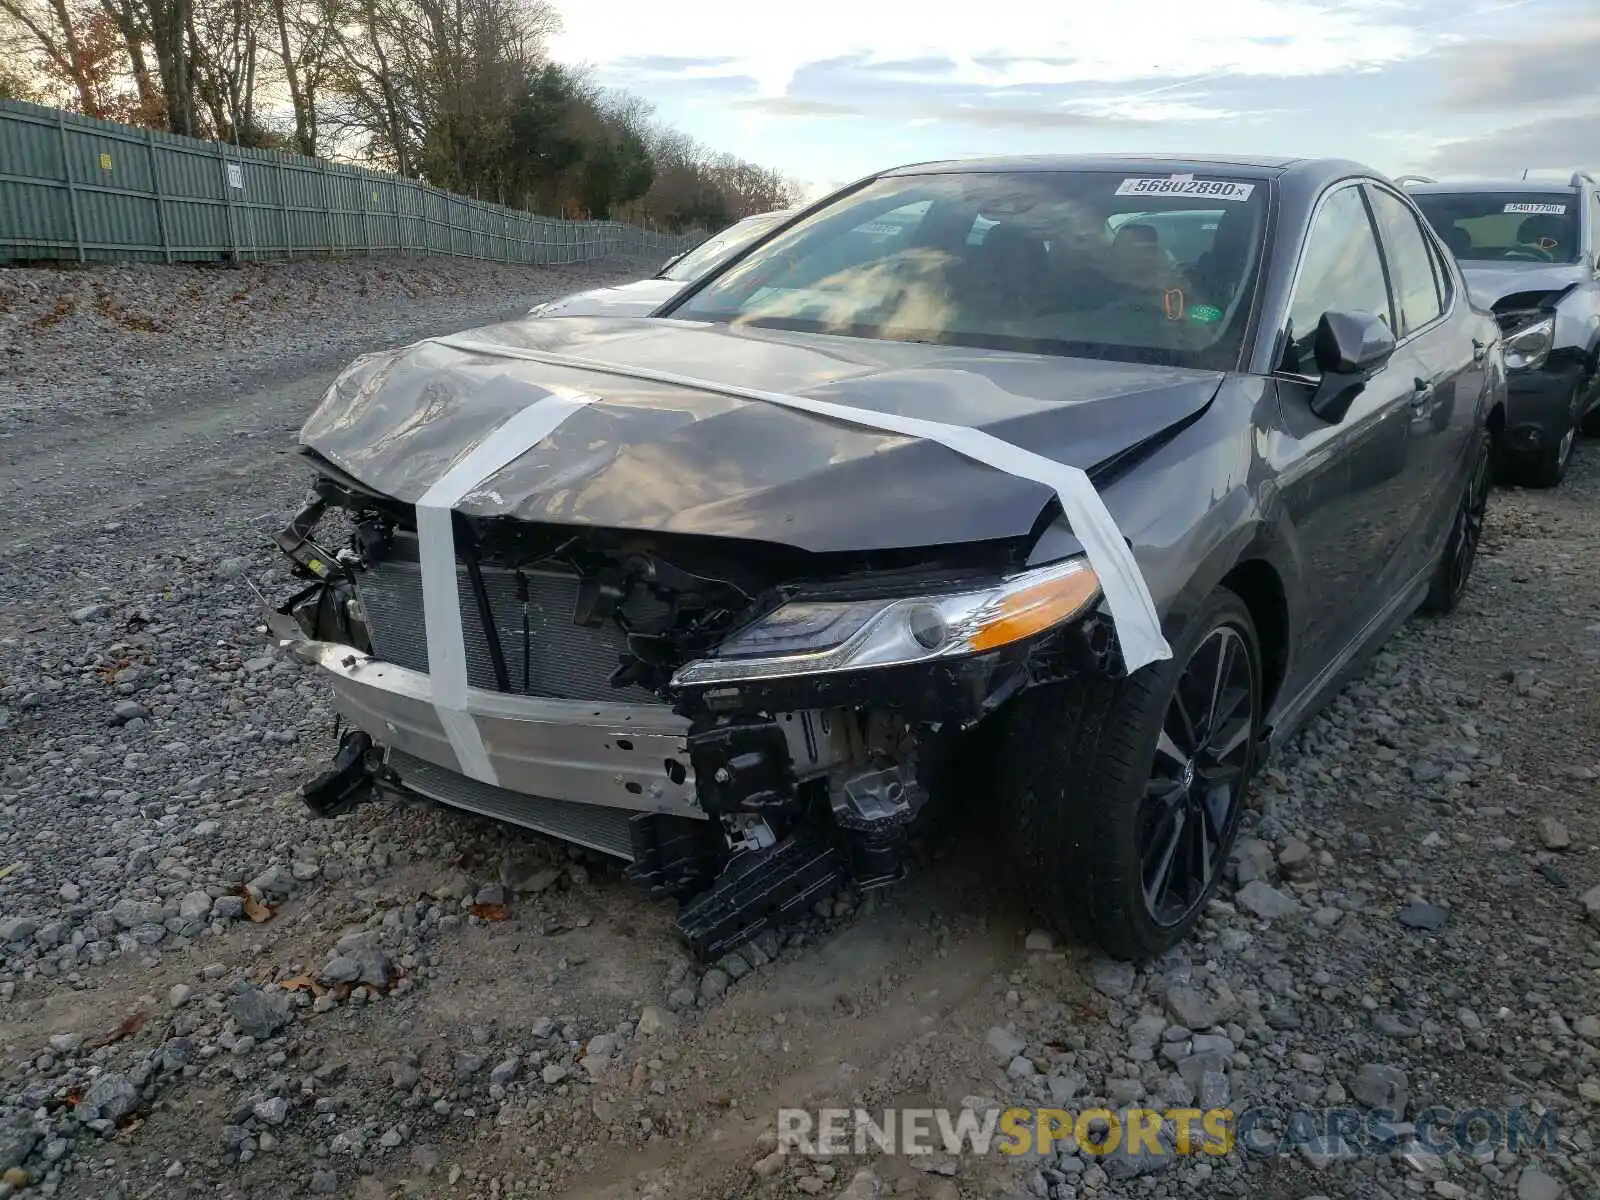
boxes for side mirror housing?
[1309,310,1397,423]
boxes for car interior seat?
[1108,223,1165,283]
[1516,214,1566,253]
[1189,210,1255,309]
[961,223,1053,321]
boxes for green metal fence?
[0,100,694,266]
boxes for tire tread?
[994,589,1257,961]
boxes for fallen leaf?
[470,903,511,921]
[279,975,316,992]
[243,895,273,923]
[0,863,18,881]
[86,1011,146,1050]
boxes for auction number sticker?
[1504,202,1565,214]
[1115,175,1255,201]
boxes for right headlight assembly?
[1500,312,1555,372]
[669,557,1103,688]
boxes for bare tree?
[265,0,330,153]
[0,0,794,229]
[187,0,263,141]
[0,0,107,114]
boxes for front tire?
[993,588,1262,961]
[1500,391,1577,489]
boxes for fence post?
[217,142,240,261]
[361,173,372,256]
[56,110,85,262]
[391,177,404,252]
[277,162,293,259]
[415,180,427,256]
[318,162,334,255]
[145,128,172,263]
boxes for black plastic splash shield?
[673,835,843,960]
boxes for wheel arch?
[1156,518,1299,721]
[1218,558,1290,714]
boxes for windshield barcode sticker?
[1504,202,1565,214]
[1115,176,1255,201]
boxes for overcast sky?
[549,0,1600,197]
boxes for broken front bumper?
[268,609,708,858]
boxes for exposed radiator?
[354,538,669,705]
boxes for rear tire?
[1423,434,1490,614]
[993,587,1262,961]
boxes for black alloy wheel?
[993,586,1263,961]
[1138,623,1256,928]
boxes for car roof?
[882,154,1376,186]
[1405,179,1581,196]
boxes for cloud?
[1435,20,1600,111]
[731,96,1160,130]
[1426,107,1600,175]
[1060,94,1245,123]
[611,55,742,73]
[857,57,960,76]
[552,0,1428,98]
[732,98,866,118]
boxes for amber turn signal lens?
[968,565,1102,652]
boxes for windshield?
[1411,192,1582,264]
[668,170,1269,368]
[661,212,789,282]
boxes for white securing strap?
[427,337,1174,671]
[414,387,602,784]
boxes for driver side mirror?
[1309,309,1397,423]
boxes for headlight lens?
[1501,313,1554,371]
[670,557,1102,687]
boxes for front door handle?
[1471,338,1487,363]
[1410,378,1435,412]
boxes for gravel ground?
[0,256,664,439]
[1,260,1598,1200]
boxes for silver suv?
[1403,171,1600,487]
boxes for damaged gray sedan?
[272,155,1504,961]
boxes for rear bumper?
[268,610,704,824]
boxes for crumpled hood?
[300,317,1224,553]
[1459,261,1587,309]
[529,277,684,319]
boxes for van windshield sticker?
[1504,202,1566,214]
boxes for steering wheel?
[1503,245,1553,262]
